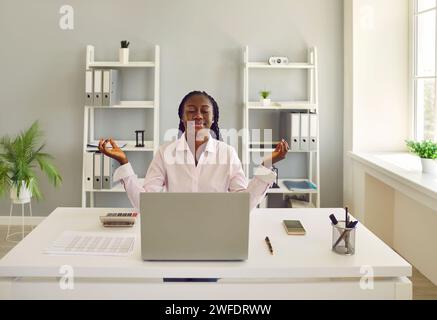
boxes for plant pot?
[10,181,32,204]
[421,158,437,175]
[261,98,271,107]
[119,48,129,64]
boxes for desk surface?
[0,207,411,279]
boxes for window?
[413,0,437,141]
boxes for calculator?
[99,212,138,228]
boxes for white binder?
[310,113,318,151]
[85,70,94,106]
[93,152,102,190]
[102,155,116,189]
[102,70,121,106]
[300,113,309,151]
[93,70,103,106]
[291,113,300,151]
[83,152,94,190]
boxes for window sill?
[349,151,437,202]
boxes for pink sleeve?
[227,149,276,211]
[113,150,166,212]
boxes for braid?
[177,90,222,141]
[178,120,185,138]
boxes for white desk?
[0,207,412,300]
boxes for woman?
[98,91,289,212]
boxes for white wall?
[344,0,410,207]
[0,0,344,215]
[354,0,410,152]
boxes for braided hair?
[178,91,222,141]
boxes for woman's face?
[182,94,214,134]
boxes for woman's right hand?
[98,138,128,165]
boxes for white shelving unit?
[82,45,160,207]
[243,46,320,208]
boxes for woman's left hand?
[262,139,289,167]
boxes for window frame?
[412,0,437,140]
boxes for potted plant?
[0,121,62,203]
[260,90,271,106]
[119,40,130,64]
[406,140,437,175]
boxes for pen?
[345,207,349,228]
[332,221,359,250]
[329,214,338,225]
[333,229,349,250]
[265,236,274,255]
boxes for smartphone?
[283,220,306,235]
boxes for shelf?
[82,45,160,208]
[243,46,319,207]
[246,62,314,69]
[249,148,315,153]
[85,179,145,193]
[247,101,317,110]
[86,140,155,152]
[88,61,155,68]
[86,101,155,109]
[264,179,318,194]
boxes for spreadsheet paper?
[44,231,135,256]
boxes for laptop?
[140,192,250,261]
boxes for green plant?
[406,140,437,159]
[260,91,271,99]
[0,121,62,199]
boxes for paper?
[44,231,135,256]
[283,180,317,191]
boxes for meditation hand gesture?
[262,139,289,167]
[98,138,128,165]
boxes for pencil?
[265,236,274,255]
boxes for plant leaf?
[35,154,62,187]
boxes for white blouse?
[113,135,276,212]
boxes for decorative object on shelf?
[119,40,130,64]
[135,130,145,148]
[269,56,289,65]
[0,121,62,241]
[406,140,437,175]
[260,90,271,106]
[271,166,280,189]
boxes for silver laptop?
[140,192,250,261]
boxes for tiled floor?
[0,225,436,300]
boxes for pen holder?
[332,221,356,256]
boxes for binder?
[93,69,103,106]
[279,112,289,147]
[102,70,121,106]
[279,112,300,151]
[85,70,94,106]
[310,113,318,151]
[83,152,94,190]
[300,113,309,151]
[93,152,102,190]
[102,155,116,189]
[291,113,300,151]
